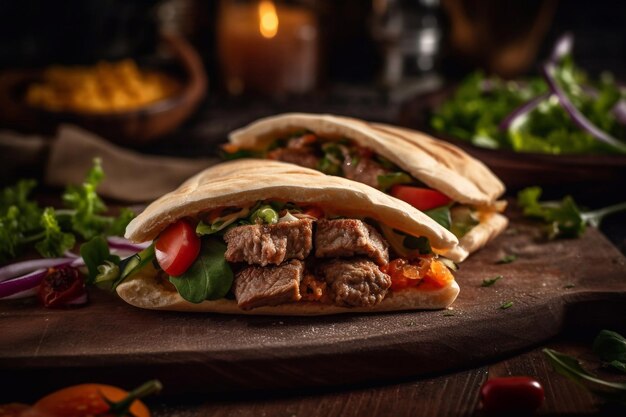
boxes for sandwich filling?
[223,132,502,241]
[108,201,455,310]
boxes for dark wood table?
[148,338,624,417]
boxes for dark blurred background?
[1,1,624,82]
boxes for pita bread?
[228,113,508,261]
[229,113,505,206]
[119,159,460,314]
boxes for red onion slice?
[1,287,38,300]
[499,92,551,131]
[542,64,626,153]
[549,32,574,64]
[107,236,150,252]
[0,258,74,283]
[0,268,47,299]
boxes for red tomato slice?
[155,220,200,276]
[38,266,85,308]
[389,185,452,211]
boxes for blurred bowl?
[403,87,626,201]
[0,32,206,146]
[432,132,626,196]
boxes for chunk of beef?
[345,158,388,189]
[234,260,303,310]
[267,148,319,169]
[315,219,389,265]
[224,219,313,266]
[317,258,391,308]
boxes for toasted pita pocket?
[228,113,508,261]
[119,159,460,314]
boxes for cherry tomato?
[480,376,544,414]
[389,185,452,211]
[155,220,200,276]
[38,266,85,308]
[29,382,156,417]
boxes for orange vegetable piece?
[29,380,161,417]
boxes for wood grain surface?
[1,216,625,402]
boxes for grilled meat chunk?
[224,219,313,266]
[234,260,304,310]
[318,258,391,307]
[345,157,388,189]
[315,219,389,265]
[267,148,319,169]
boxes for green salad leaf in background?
[431,56,626,155]
[0,158,135,263]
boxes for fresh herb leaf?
[543,348,626,403]
[62,159,108,240]
[93,244,156,291]
[496,254,517,264]
[377,172,413,191]
[500,301,513,309]
[593,330,626,373]
[403,235,432,254]
[0,159,134,264]
[80,236,120,285]
[482,275,503,287]
[518,187,626,239]
[169,239,233,303]
[424,206,452,230]
[34,207,75,258]
[609,361,626,373]
[108,208,136,237]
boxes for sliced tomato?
[155,220,200,276]
[389,185,452,211]
[38,266,85,308]
[30,383,153,417]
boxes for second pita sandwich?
[115,159,460,315]
[225,113,508,262]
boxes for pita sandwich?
[226,113,508,262]
[117,159,460,315]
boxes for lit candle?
[218,0,318,96]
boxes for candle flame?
[258,0,278,39]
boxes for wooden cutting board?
[1,215,625,400]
